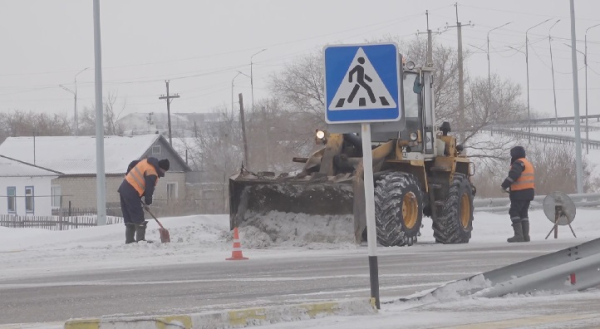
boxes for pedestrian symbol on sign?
[348,57,376,104]
[329,47,396,111]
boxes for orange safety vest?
[511,158,535,191]
[125,159,158,196]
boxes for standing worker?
[118,157,170,243]
[501,146,535,243]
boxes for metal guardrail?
[394,238,600,302]
[493,123,600,132]
[496,114,600,125]
[481,127,600,149]
[474,193,600,212]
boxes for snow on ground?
[2,208,599,280]
[2,208,600,328]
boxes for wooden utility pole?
[239,93,249,168]
[159,80,180,146]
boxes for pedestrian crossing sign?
[324,43,401,124]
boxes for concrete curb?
[64,298,377,329]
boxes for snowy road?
[1,210,600,327]
[0,239,590,324]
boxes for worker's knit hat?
[158,159,170,171]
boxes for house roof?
[0,154,62,177]
[0,135,165,175]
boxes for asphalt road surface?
[0,240,596,325]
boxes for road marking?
[440,313,600,329]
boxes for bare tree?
[78,91,125,135]
[270,53,326,135]
[245,98,315,172]
[0,110,71,143]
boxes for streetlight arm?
[237,70,251,78]
[564,43,585,57]
[586,23,600,35]
[75,67,89,79]
[59,84,75,94]
[508,46,526,55]
[250,48,267,63]
[527,18,552,34]
[549,19,561,38]
[487,21,512,38]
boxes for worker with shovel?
[118,157,170,244]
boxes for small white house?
[0,155,61,216]
[0,135,190,212]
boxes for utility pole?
[239,93,249,168]
[525,18,552,143]
[159,80,180,146]
[569,0,584,194]
[416,11,434,67]
[446,3,472,144]
[549,20,561,123]
[93,0,107,226]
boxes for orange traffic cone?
[226,227,248,260]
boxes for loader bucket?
[229,171,359,244]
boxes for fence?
[52,203,123,217]
[0,214,123,230]
[474,193,600,213]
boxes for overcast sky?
[1,0,600,121]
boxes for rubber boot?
[135,221,148,242]
[522,220,530,242]
[125,224,136,244]
[507,222,524,243]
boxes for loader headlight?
[315,129,327,145]
[409,132,418,141]
[316,130,326,140]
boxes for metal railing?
[495,114,600,125]
[474,193,600,212]
[481,127,600,150]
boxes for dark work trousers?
[119,184,145,225]
[508,200,531,224]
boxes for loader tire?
[374,172,423,247]
[433,173,474,244]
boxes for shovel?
[142,203,171,243]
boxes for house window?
[51,185,62,209]
[166,182,178,201]
[152,145,161,155]
[7,187,16,213]
[25,186,34,213]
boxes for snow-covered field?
[2,208,600,328]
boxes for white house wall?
[0,176,55,216]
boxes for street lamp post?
[231,71,250,116]
[585,24,600,154]
[487,22,511,88]
[59,67,89,136]
[525,18,552,142]
[250,49,267,111]
[73,67,89,135]
[487,22,511,118]
[565,42,590,154]
[569,0,584,194]
[548,20,561,123]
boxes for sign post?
[324,43,402,309]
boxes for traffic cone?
[226,227,248,260]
